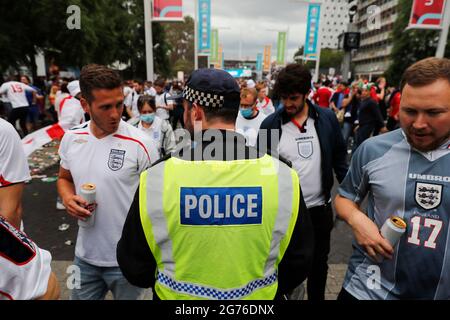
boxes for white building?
[352,0,400,79]
[320,0,350,49]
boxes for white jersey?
[256,97,275,116]
[0,118,31,187]
[0,81,36,109]
[59,120,159,267]
[155,92,173,120]
[58,96,85,131]
[124,90,141,118]
[55,92,70,119]
[235,111,267,147]
[279,118,325,208]
[138,117,176,157]
[145,87,157,97]
[0,216,52,300]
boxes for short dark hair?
[401,57,450,91]
[274,63,312,97]
[79,64,122,103]
[137,95,156,112]
[154,78,166,88]
[187,101,239,124]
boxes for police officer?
[117,68,314,300]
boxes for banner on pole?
[256,53,263,72]
[214,44,223,69]
[198,0,211,54]
[408,0,446,30]
[277,31,287,65]
[210,28,219,61]
[304,3,321,59]
[153,0,183,21]
[263,45,271,72]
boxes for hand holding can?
[375,216,407,262]
[78,183,96,228]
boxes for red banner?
[153,0,183,21]
[409,0,446,29]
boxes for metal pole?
[436,0,450,58]
[194,0,199,70]
[144,0,154,81]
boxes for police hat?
[183,69,240,109]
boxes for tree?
[0,0,172,80]
[386,0,450,86]
[292,46,344,73]
[163,16,195,77]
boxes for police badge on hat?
[108,149,126,171]
[415,182,443,210]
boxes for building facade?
[320,0,350,49]
[352,0,399,79]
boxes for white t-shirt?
[55,92,70,119]
[58,97,85,131]
[124,90,140,118]
[59,120,159,266]
[0,81,36,109]
[138,117,164,154]
[279,118,325,208]
[0,119,31,187]
[256,97,275,116]
[235,111,267,147]
[0,217,52,300]
[123,86,133,99]
[155,92,173,120]
[145,87,157,97]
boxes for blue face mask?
[140,113,155,124]
[240,108,253,119]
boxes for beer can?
[374,216,407,263]
[78,183,96,228]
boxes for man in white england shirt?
[0,77,37,137]
[57,64,159,300]
[255,82,275,116]
[236,88,267,147]
[154,78,173,121]
[58,80,85,131]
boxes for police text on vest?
[180,187,263,225]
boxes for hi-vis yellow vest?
[139,154,300,300]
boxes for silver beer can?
[374,216,407,263]
[78,183,96,228]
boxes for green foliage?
[163,16,195,76]
[385,0,450,86]
[293,46,344,71]
[0,0,172,80]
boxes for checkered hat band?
[157,271,278,300]
[183,86,225,108]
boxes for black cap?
[183,69,240,109]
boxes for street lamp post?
[436,0,450,58]
[194,0,199,70]
[144,0,155,81]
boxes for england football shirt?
[0,216,52,300]
[339,129,450,299]
[279,118,325,208]
[0,119,31,187]
[235,111,267,147]
[59,120,159,266]
[0,81,36,109]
